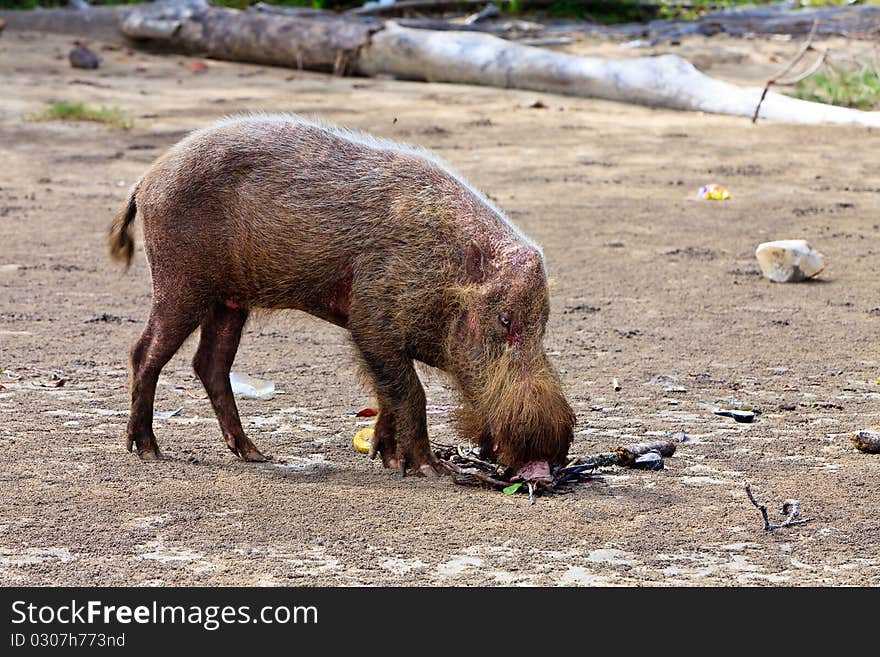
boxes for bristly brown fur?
[110,114,575,471]
[454,350,574,467]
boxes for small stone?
[755,239,824,283]
[633,451,663,470]
[69,44,100,70]
[714,409,755,423]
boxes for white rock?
[755,240,824,283]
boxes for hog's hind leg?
[127,301,203,460]
[193,302,266,462]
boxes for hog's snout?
[455,350,574,469]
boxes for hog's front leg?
[347,271,441,476]
[348,331,435,474]
[355,346,439,476]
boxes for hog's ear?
[465,242,487,283]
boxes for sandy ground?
[1,28,879,587]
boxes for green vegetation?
[542,0,649,24]
[28,101,134,129]
[793,64,880,111]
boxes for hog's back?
[136,116,526,314]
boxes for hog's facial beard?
[453,347,575,468]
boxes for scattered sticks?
[745,483,815,531]
[433,438,676,502]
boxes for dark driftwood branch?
[745,483,815,531]
[120,0,375,73]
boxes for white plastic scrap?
[229,372,276,400]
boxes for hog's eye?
[498,313,511,331]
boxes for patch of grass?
[793,64,880,111]
[28,101,134,130]
[656,1,735,21]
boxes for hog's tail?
[108,182,139,269]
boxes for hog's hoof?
[226,436,267,462]
[240,448,268,463]
[386,455,445,478]
[126,433,161,461]
[137,448,162,461]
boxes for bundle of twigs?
[433,438,677,503]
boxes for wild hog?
[109,115,574,476]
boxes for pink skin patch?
[506,320,520,346]
[224,299,241,310]
[513,460,553,483]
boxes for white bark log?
[359,22,880,127]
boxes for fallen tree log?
[358,21,880,126]
[3,1,879,127]
[120,0,375,72]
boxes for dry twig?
[745,483,815,531]
[753,19,823,123]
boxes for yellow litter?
[353,426,374,454]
